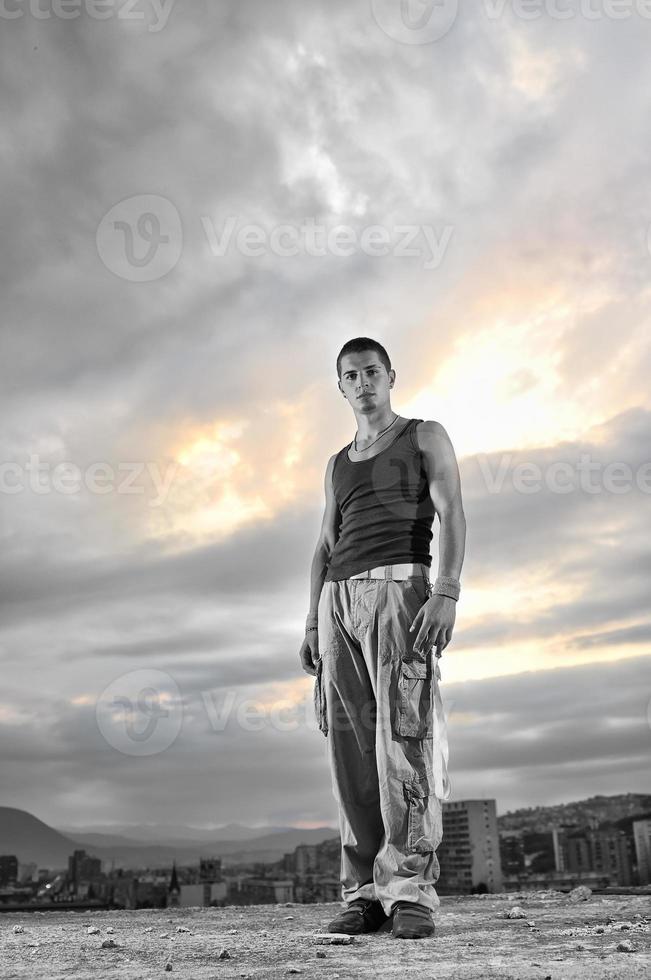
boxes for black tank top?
[324,417,435,581]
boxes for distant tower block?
[633,819,651,885]
[167,860,180,907]
[437,799,503,894]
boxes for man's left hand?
[410,594,456,657]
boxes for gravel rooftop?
[1,890,650,979]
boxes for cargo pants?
[314,566,450,917]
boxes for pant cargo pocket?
[404,769,436,854]
[394,659,433,738]
[313,656,328,737]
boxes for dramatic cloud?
[1,655,648,825]
[1,1,650,828]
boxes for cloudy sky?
[1,0,650,834]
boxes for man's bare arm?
[409,420,466,656]
[418,420,466,580]
[300,454,340,675]
[306,452,341,625]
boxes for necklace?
[353,412,399,453]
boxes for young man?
[299,337,466,940]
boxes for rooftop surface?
[1,891,650,979]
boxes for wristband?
[305,626,318,634]
[432,576,460,601]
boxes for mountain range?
[0,807,337,871]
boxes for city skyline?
[2,3,651,828]
[3,791,650,908]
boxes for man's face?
[338,351,394,411]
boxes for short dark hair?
[336,337,392,379]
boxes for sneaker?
[391,901,436,939]
[326,898,389,935]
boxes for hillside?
[0,807,80,868]
[498,793,651,834]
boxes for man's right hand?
[299,631,319,675]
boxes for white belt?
[348,562,430,581]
